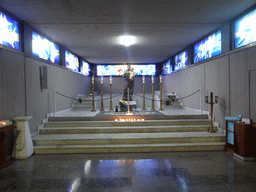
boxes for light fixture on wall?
[118,35,136,47]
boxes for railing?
[53,88,203,115]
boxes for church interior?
[1,1,256,191]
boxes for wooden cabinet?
[0,125,16,170]
[234,122,256,159]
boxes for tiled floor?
[1,151,256,192]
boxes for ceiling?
[0,0,255,64]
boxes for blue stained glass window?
[0,12,19,50]
[65,51,79,72]
[32,31,60,64]
[235,8,256,48]
[174,51,188,71]
[194,30,221,63]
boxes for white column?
[13,116,34,159]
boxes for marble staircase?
[33,115,225,154]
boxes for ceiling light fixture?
[118,35,136,47]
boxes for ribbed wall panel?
[0,50,2,119]
[51,65,91,112]
[248,46,256,122]
[163,45,256,127]
[230,51,250,118]
[247,46,256,70]
[179,65,204,110]
[204,56,229,128]
[0,48,91,132]
[250,71,256,122]
[0,49,25,121]
[162,72,181,96]
[25,58,51,133]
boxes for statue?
[123,65,135,101]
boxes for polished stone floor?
[1,151,256,192]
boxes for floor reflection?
[0,151,256,192]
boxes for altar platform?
[33,105,225,154]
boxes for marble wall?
[0,47,91,133]
[163,45,256,128]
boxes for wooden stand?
[234,122,256,161]
[0,125,16,169]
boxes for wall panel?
[0,49,25,121]
[25,58,50,133]
[250,70,256,122]
[204,56,229,128]
[51,66,91,112]
[229,50,250,118]
[162,45,256,128]
[162,72,181,96]
[179,65,204,110]
[0,50,2,120]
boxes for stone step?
[33,132,225,146]
[34,142,225,154]
[48,114,209,121]
[72,107,92,111]
[39,125,214,134]
[72,104,92,111]
[75,95,99,100]
[44,119,211,128]
[73,103,92,107]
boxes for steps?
[33,115,226,154]
[72,94,99,111]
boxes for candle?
[92,76,94,84]
[160,75,162,83]
[101,76,103,84]
[143,76,145,84]
[152,75,154,83]
[110,76,112,84]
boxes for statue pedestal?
[119,100,137,112]
[13,116,34,159]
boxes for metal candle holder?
[142,76,146,110]
[151,75,155,111]
[91,76,96,112]
[159,75,163,111]
[109,76,113,111]
[205,92,218,133]
[100,76,105,111]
